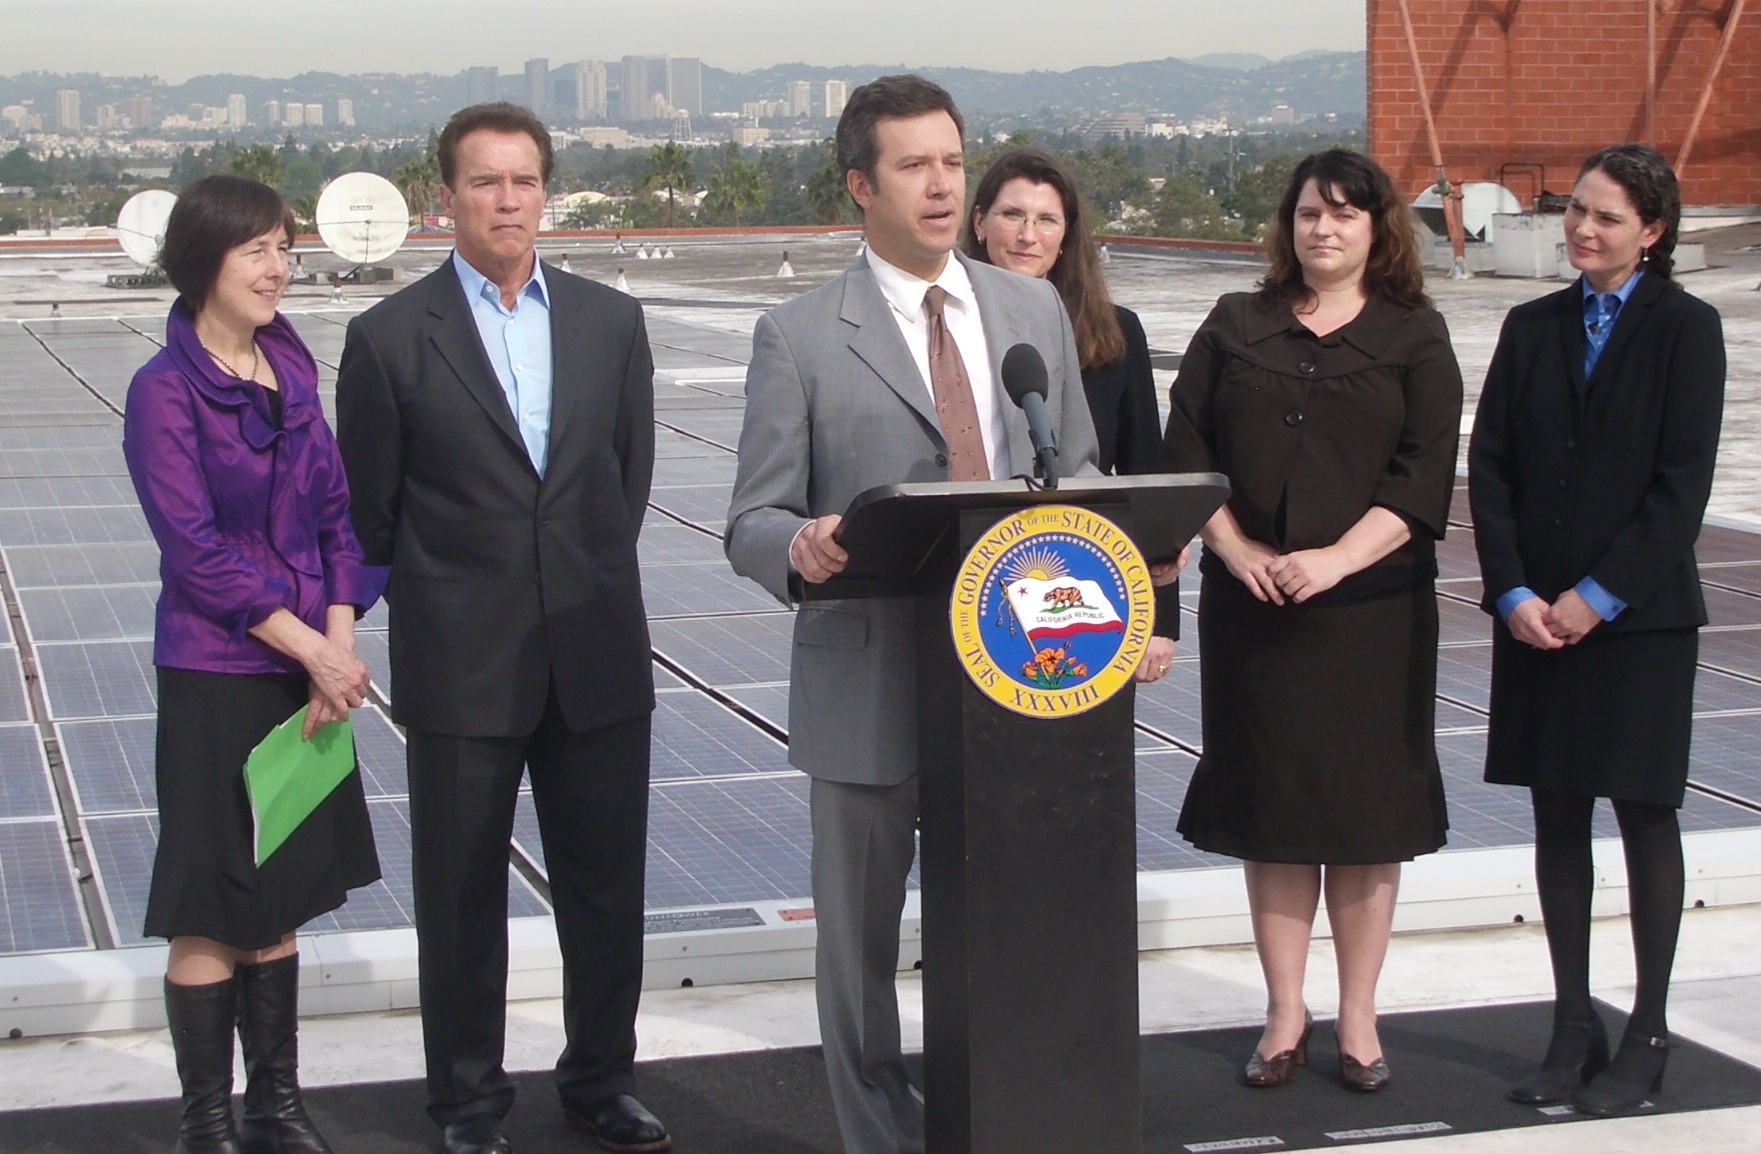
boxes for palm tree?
[227,144,285,189]
[393,154,438,224]
[803,141,848,224]
[704,154,767,226]
[640,141,695,227]
[291,193,319,232]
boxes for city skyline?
[2,0,1364,85]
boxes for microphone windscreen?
[1000,343,1049,406]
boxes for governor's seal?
[949,504,1155,717]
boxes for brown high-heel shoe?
[1339,1050,1391,1092]
[1244,1011,1313,1087]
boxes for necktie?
[923,285,990,481]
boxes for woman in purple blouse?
[124,174,383,1154]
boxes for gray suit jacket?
[725,252,1101,785]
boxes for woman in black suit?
[1469,143,1725,1117]
[962,147,1180,682]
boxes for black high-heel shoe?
[1572,1031,1668,1116]
[1508,1013,1610,1104]
[1244,1011,1313,1088]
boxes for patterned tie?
[923,285,990,481]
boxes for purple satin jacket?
[123,303,385,675]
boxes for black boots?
[235,955,336,1154]
[165,976,245,1154]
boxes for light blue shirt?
[452,249,552,476]
[1495,269,1643,626]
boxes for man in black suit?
[336,103,669,1154]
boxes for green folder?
[243,708,355,867]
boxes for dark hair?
[1260,149,1429,312]
[1577,143,1681,280]
[160,174,297,312]
[438,102,554,188]
[835,74,964,199]
[961,149,1125,370]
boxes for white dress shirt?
[864,250,1009,481]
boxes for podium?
[806,473,1228,1154]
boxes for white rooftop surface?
[2,230,1760,1152]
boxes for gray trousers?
[811,776,926,1154]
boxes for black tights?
[1531,788,1683,1038]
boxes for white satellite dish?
[116,189,177,269]
[315,172,409,267]
[1412,181,1522,242]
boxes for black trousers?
[406,690,652,1127]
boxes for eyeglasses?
[989,207,1066,233]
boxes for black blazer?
[1468,273,1724,633]
[335,259,656,736]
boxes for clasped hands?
[791,517,1188,683]
[1507,589,1601,649]
[302,633,370,739]
[1224,539,1357,605]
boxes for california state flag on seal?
[1004,578,1125,645]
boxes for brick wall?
[1367,0,1761,207]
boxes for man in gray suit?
[725,76,1101,1154]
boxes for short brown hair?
[961,149,1125,370]
[160,174,297,313]
[1259,149,1429,312]
[835,74,964,193]
[437,102,554,188]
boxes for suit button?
[1565,438,1577,450]
[1284,410,1303,427]
[1552,517,1564,527]
[1558,478,1569,489]
[533,570,542,584]
[935,452,949,467]
[1297,362,1315,375]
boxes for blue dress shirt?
[452,250,553,476]
[1495,272,1644,625]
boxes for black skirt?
[1177,573,1450,864]
[144,667,381,950]
[1483,626,1697,807]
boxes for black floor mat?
[3,1000,1758,1152]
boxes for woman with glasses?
[1469,143,1725,1116]
[962,147,1179,683]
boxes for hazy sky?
[5,0,1366,82]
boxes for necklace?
[204,340,260,383]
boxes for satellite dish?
[1459,182,1523,242]
[315,173,409,266]
[116,190,177,269]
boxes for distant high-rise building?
[668,56,702,117]
[524,58,549,113]
[283,103,305,127]
[127,96,154,132]
[620,56,664,122]
[264,100,281,125]
[55,89,80,132]
[466,65,498,105]
[787,81,811,119]
[336,98,355,128]
[823,80,848,120]
[304,103,323,127]
[95,104,121,130]
[227,94,247,130]
[575,59,607,120]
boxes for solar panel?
[0,648,30,724]
[3,542,161,587]
[644,776,814,909]
[0,724,56,819]
[35,641,156,720]
[1705,585,1761,627]
[18,584,156,643]
[0,476,138,509]
[651,691,790,783]
[0,819,91,953]
[1701,628,1761,680]
[1134,749,1236,872]
[56,715,156,815]
[649,614,795,688]
[0,505,152,547]
[1703,564,1761,597]
[642,563,782,617]
[638,522,729,566]
[649,484,734,530]
[1688,711,1761,805]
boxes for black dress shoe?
[1508,1014,1609,1105]
[443,1115,511,1154]
[1572,1031,1668,1117]
[563,1094,671,1153]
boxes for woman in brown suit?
[1164,150,1463,1091]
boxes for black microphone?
[1000,343,1059,488]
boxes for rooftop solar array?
[0,298,1758,962]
